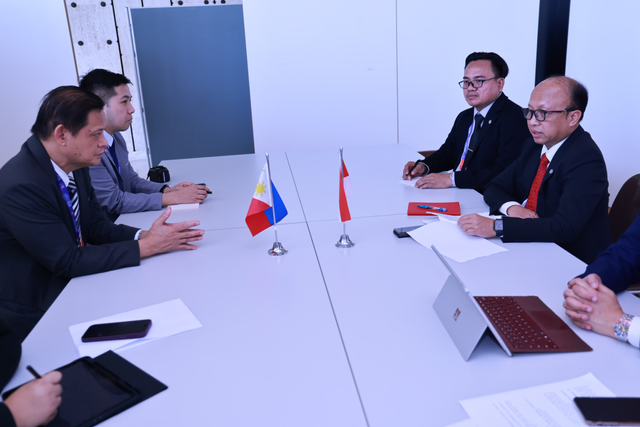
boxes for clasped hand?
[163,182,210,205]
[563,274,624,338]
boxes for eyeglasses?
[522,108,571,122]
[458,77,500,89]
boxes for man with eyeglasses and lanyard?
[459,76,611,264]
[402,52,529,193]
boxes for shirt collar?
[50,160,73,187]
[104,130,115,148]
[474,94,500,118]
[541,137,567,163]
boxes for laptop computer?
[431,245,592,361]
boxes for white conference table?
[309,214,640,427]
[115,151,306,231]
[8,144,640,427]
[286,144,487,222]
[9,223,367,427]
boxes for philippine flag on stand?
[245,164,288,236]
[339,160,354,222]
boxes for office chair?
[609,173,640,243]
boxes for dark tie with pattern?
[67,175,84,246]
[468,113,484,151]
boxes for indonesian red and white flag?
[339,160,353,222]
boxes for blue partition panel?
[131,5,255,165]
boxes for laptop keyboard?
[475,296,559,350]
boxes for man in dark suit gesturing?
[0,86,205,339]
[459,76,611,264]
[402,52,530,193]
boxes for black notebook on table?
[3,350,167,427]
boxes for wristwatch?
[614,314,635,342]
[493,218,504,238]
[160,184,170,193]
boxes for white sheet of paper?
[408,220,507,262]
[399,177,420,187]
[69,299,202,358]
[168,202,200,210]
[409,221,507,262]
[460,373,615,427]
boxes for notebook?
[2,351,167,427]
[431,245,592,361]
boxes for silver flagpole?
[336,147,354,248]
[266,153,287,256]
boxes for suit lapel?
[465,93,507,165]
[105,144,125,191]
[26,135,77,241]
[541,126,583,186]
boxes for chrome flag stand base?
[335,234,355,248]
[268,241,288,256]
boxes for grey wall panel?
[131,5,254,165]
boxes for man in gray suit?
[80,69,211,221]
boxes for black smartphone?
[393,226,421,238]
[574,397,640,425]
[81,319,152,342]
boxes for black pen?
[197,183,213,194]
[406,159,422,178]
[26,365,41,379]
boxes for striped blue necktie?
[67,175,83,245]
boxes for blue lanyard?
[55,174,83,246]
[108,145,121,175]
[457,121,476,170]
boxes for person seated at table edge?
[563,277,640,349]
[79,69,210,222]
[563,211,640,347]
[0,316,62,427]
[458,76,611,264]
[402,52,529,193]
[0,86,205,340]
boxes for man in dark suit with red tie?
[402,52,530,193]
[458,76,611,264]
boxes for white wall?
[243,1,539,156]
[4,1,633,205]
[0,0,77,167]
[397,1,539,152]
[243,0,398,153]
[566,1,640,202]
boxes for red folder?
[407,202,461,216]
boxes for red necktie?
[526,153,549,212]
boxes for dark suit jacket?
[0,317,20,391]
[0,135,141,339]
[582,212,640,293]
[420,92,530,193]
[484,126,611,264]
[0,317,23,426]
